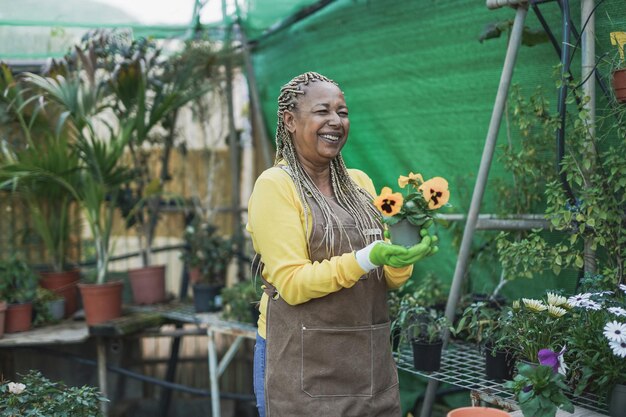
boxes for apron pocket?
[372,321,399,394]
[301,324,372,397]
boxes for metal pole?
[97,337,109,416]
[420,4,528,417]
[207,329,221,417]
[222,0,243,277]
[237,23,273,169]
[581,0,597,275]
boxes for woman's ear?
[283,111,296,134]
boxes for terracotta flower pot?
[39,270,80,318]
[78,281,124,326]
[0,301,7,338]
[612,68,626,103]
[447,407,510,417]
[189,267,202,284]
[128,265,166,305]
[5,302,33,333]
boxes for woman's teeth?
[320,134,339,142]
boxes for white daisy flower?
[620,284,626,294]
[608,307,626,317]
[547,305,567,318]
[609,340,626,358]
[8,382,26,394]
[567,293,592,307]
[522,298,547,312]
[547,292,568,307]
[604,321,626,342]
[580,300,602,311]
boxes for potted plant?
[505,362,574,417]
[0,64,82,318]
[503,292,572,365]
[106,35,215,303]
[0,370,107,415]
[181,218,235,313]
[456,301,515,381]
[610,31,626,103]
[221,279,262,325]
[0,257,39,333]
[392,298,452,372]
[373,171,450,247]
[32,287,65,324]
[19,42,134,325]
[565,275,626,416]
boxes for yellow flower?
[419,177,450,209]
[546,292,568,307]
[398,172,423,188]
[373,187,404,216]
[547,305,567,318]
[522,298,547,312]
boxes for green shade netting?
[234,0,321,39]
[247,0,626,299]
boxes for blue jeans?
[253,333,266,417]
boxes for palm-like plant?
[0,64,83,272]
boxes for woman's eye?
[339,112,349,117]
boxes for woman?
[246,72,438,417]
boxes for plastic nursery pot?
[388,219,422,247]
[447,407,511,417]
[484,345,515,381]
[411,340,443,372]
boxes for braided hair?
[274,72,382,256]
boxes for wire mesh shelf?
[394,342,609,415]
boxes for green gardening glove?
[370,229,438,267]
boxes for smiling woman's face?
[283,81,350,169]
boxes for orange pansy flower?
[398,172,424,189]
[373,186,404,216]
[418,177,450,209]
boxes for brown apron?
[262,188,401,417]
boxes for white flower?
[580,300,602,311]
[547,292,568,307]
[620,284,626,294]
[603,321,626,342]
[567,293,592,307]
[558,352,568,376]
[547,305,567,318]
[8,382,26,394]
[608,307,626,317]
[522,298,547,312]
[609,340,626,358]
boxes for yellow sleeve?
[348,169,413,289]
[246,167,366,307]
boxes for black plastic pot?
[609,383,626,417]
[192,283,223,313]
[411,339,443,372]
[484,344,515,381]
[391,327,401,351]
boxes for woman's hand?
[356,229,438,270]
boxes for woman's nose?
[327,112,341,125]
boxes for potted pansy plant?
[373,172,450,247]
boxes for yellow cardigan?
[246,165,413,338]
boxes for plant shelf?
[394,342,609,415]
